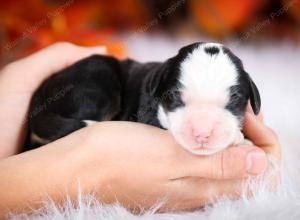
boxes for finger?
[7,42,106,87]
[164,177,243,211]
[177,145,268,180]
[246,102,264,122]
[207,172,280,199]
[25,42,106,75]
[200,178,243,202]
[243,112,281,159]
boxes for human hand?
[0,42,106,158]
[60,120,276,212]
[0,120,270,215]
[77,108,280,211]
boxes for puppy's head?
[151,42,260,155]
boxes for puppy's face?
[153,42,260,155]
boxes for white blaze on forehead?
[179,43,238,106]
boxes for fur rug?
[10,37,300,219]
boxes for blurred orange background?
[1,0,300,66]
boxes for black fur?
[204,46,219,55]
[28,56,122,144]
[223,47,261,116]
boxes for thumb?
[182,146,268,180]
[9,42,107,89]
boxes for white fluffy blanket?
[11,37,300,219]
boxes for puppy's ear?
[246,73,261,115]
[147,60,172,97]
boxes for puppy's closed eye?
[163,90,185,111]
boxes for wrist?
[0,132,107,215]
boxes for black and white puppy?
[27,42,260,155]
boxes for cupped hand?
[44,117,280,212]
[76,116,280,211]
[0,119,272,214]
[0,42,106,157]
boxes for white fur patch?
[179,43,238,106]
[82,120,98,126]
[157,105,169,129]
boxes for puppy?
[27,42,260,155]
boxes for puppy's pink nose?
[192,129,211,143]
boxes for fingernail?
[246,150,267,174]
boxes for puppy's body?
[28,57,163,147]
[27,42,260,154]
